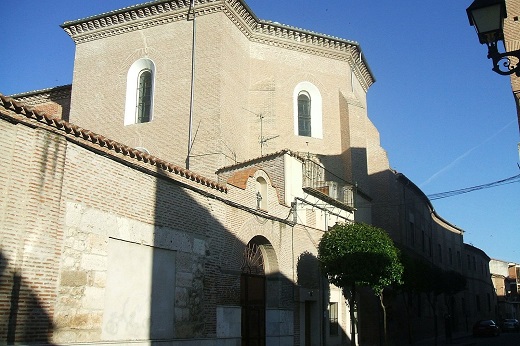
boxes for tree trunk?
[379,293,388,346]
[345,284,357,346]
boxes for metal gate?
[241,243,266,346]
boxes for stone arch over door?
[241,236,280,346]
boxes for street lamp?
[466,0,520,76]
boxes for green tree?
[318,222,403,346]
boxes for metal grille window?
[329,303,339,336]
[409,221,415,246]
[136,69,152,123]
[298,92,311,137]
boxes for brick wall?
[1,94,334,344]
[0,120,66,342]
[12,85,72,121]
[65,1,382,188]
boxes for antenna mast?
[258,113,279,156]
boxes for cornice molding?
[61,0,220,44]
[61,0,374,91]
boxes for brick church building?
[0,0,496,345]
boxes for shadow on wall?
[142,167,306,342]
[0,251,54,344]
[0,136,358,344]
[296,251,352,345]
[96,174,230,342]
[49,85,72,122]
[297,251,320,290]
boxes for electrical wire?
[426,173,520,200]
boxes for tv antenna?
[258,113,279,156]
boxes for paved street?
[414,330,520,346]
[441,331,520,346]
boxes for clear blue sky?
[1,1,519,262]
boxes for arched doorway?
[241,240,266,346]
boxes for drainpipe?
[321,274,327,346]
[187,0,196,170]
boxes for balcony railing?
[302,160,355,208]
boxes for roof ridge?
[0,93,227,192]
[9,84,72,98]
[216,148,305,173]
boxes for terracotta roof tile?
[0,93,227,192]
[227,167,259,189]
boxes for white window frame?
[124,58,156,125]
[293,81,323,139]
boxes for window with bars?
[298,91,311,137]
[125,58,155,126]
[136,69,152,123]
[409,221,415,247]
[329,303,339,336]
[293,81,322,139]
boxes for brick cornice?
[61,0,375,91]
[61,0,222,44]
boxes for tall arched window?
[293,82,323,138]
[137,70,152,123]
[298,91,311,137]
[124,58,155,125]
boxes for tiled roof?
[0,93,227,192]
[226,167,259,189]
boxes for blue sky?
[1,0,519,262]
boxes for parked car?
[502,318,520,332]
[473,320,500,337]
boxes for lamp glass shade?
[468,3,505,44]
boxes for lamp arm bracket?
[487,43,520,76]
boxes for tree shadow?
[0,251,54,344]
[296,250,352,345]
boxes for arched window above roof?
[124,58,155,125]
[297,91,311,137]
[293,82,322,139]
[136,69,152,123]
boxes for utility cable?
[427,173,520,200]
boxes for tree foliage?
[318,222,403,346]
[318,222,404,295]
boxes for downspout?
[321,272,327,346]
[187,0,196,170]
